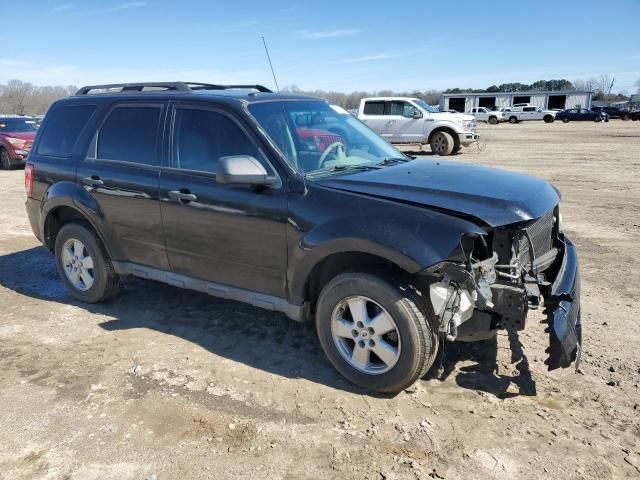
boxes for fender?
[40,181,85,245]
[40,181,120,260]
[286,184,485,305]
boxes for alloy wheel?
[331,296,401,374]
[61,238,95,291]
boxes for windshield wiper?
[376,156,411,166]
[305,163,381,177]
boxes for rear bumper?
[544,235,582,370]
[25,197,42,243]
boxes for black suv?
[25,82,581,393]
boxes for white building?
[439,90,593,113]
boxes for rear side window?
[97,106,161,165]
[363,101,385,115]
[172,108,260,174]
[37,105,96,157]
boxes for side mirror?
[216,155,277,186]
[412,110,423,119]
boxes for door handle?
[169,190,197,202]
[83,176,104,187]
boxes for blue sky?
[2,0,639,93]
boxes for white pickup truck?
[357,97,478,155]
[502,104,557,124]
[469,107,504,124]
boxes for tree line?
[1,75,635,115]
[0,80,78,116]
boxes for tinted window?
[98,106,161,165]
[37,106,96,157]
[523,107,536,112]
[363,101,385,115]
[173,109,259,173]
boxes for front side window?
[172,108,260,173]
[97,106,161,165]
[249,101,404,176]
[37,105,96,157]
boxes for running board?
[112,261,306,322]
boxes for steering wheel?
[318,142,346,168]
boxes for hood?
[0,131,36,142]
[433,111,475,122]
[315,159,560,227]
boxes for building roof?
[441,90,593,97]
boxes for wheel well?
[305,252,409,312]
[44,206,93,251]
[427,127,459,147]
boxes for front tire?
[315,272,438,393]
[0,148,12,170]
[54,223,120,303]
[429,131,454,156]
[543,115,554,123]
[562,117,570,123]
[488,116,498,125]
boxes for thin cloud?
[81,2,147,15]
[296,29,361,39]
[52,4,72,12]
[331,52,411,64]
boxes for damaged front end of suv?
[421,206,581,370]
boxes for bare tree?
[598,74,616,99]
[0,80,77,115]
[573,77,598,92]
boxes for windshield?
[0,119,37,132]
[412,99,439,113]
[248,101,405,176]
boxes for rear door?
[75,102,169,269]
[159,102,288,297]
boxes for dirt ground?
[0,120,639,480]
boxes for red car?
[0,117,37,170]
[296,127,345,152]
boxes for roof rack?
[76,82,273,95]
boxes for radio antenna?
[262,36,280,93]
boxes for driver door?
[158,102,288,297]
[386,101,424,143]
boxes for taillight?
[25,163,34,197]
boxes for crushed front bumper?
[544,235,582,370]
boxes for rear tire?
[508,116,518,124]
[54,223,120,303]
[621,114,630,121]
[429,131,455,156]
[315,272,438,393]
[594,117,601,123]
[0,148,12,170]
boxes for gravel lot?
[1,120,639,479]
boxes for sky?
[2,0,639,93]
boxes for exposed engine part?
[429,282,474,341]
